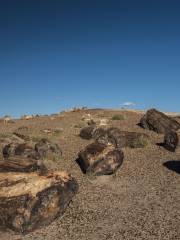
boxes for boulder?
[94,127,149,148]
[0,171,78,233]
[139,109,180,134]
[163,131,180,153]
[77,142,124,175]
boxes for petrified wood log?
[94,127,149,148]
[0,156,46,173]
[77,142,124,175]
[163,131,180,153]
[35,138,62,158]
[13,126,31,141]
[3,143,40,160]
[139,109,180,134]
[3,139,62,160]
[0,171,78,233]
[79,125,96,140]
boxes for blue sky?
[0,0,180,117]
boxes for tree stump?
[0,171,78,233]
[77,142,124,175]
[139,109,180,134]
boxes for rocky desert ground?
[0,109,180,240]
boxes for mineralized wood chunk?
[94,127,149,148]
[77,142,124,175]
[0,156,46,173]
[139,108,180,134]
[163,131,180,153]
[79,125,96,140]
[0,171,78,233]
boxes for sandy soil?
[0,109,180,240]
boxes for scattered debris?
[3,116,12,124]
[99,118,108,126]
[41,129,52,134]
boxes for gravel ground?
[0,109,180,240]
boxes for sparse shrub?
[74,122,86,129]
[44,152,60,162]
[112,114,126,120]
[53,128,63,135]
[132,136,149,148]
[0,133,12,139]
[31,136,43,142]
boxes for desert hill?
[0,109,180,240]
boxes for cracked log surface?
[0,171,78,234]
[77,142,124,175]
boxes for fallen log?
[94,127,149,148]
[35,138,62,158]
[163,131,180,153]
[139,109,180,134]
[77,142,124,175]
[3,142,40,160]
[0,171,78,233]
[0,156,46,173]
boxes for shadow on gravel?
[156,142,164,147]
[76,157,86,174]
[136,123,142,128]
[163,161,180,174]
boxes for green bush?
[111,114,126,120]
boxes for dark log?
[3,142,40,160]
[3,139,62,160]
[0,156,47,173]
[77,142,124,175]
[94,127,149,148]
[35,138,62,158]
[0,171,78,233]
[139,109,180,134]
[163,131,180,153]
[79,126,96,140]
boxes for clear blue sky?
[0,0,180,117]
